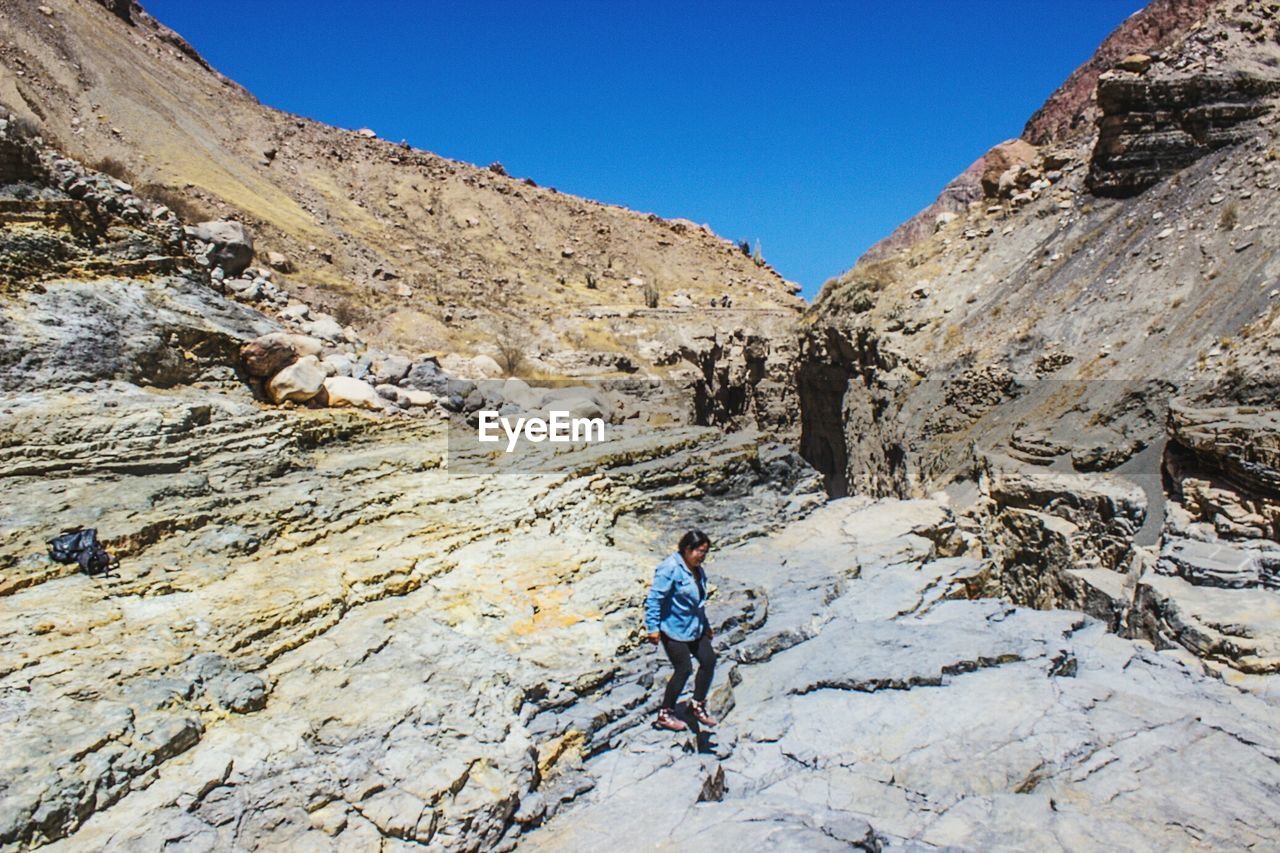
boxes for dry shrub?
[493,318,531,376]
[91,156,133,182]
[1219,202,1239,230]
[643,281,659,308]
[329,297,373,329]
[137,182,214,224]
[6,114,42,142]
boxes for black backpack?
[47,528,118,576]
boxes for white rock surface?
[266,355,325,404]
[322,376,386,410]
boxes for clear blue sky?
[145,1,1140,299]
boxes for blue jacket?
[644,552,709,642]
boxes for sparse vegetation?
[849,291,876,313]
[329,298,373,329]
[738,239,751,257]
[943,323,965,349]
[493,318,532,376]
[643,281,659,308]
[137,183,214,224]
[1219,201,1239,230]
[90,156,133,182]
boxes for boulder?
[1117,53,1153,73]
[397,389,438,408]
[279,303,310,323]
[322,376,386,410]
[240,333,324,378]
[267,356,326,404]
[404,360,445,392]
[565,397,607,422]
[542,386,611,422]
[265,251,293,273]
[979,139,1038,198]
[373,355,412,385]
[188,220,255,276]
[304,316,345,342]
[501,378,542,411]
[471,354,504,379]
[322,353,354,377]
[446,378,477,399]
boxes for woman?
[644,529,718,731]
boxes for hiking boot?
[655,708,687,731]
[689,699,717,727]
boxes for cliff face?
[801,0,1280,675]
[1088,69,1280,196]
[0,0,801,401]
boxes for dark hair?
[677,530,711,554]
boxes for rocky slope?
[0,122,822,848]
[524,500,1280,851]
[800,0,1280,681]
[0,0,802,410]
[3,0,1280,849]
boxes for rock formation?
[800,0,1280,685]
[1,0,1279,849]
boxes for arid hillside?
[0,0,801,374]
[800,0,1280,689]
[2,1,1280,849]
[803,0,1280,496]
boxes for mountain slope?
[800,0,1280,675]
[0,0,801,368]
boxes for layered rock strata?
[0,122,824,848]
[522,500,1280,850]
[799,0,1280,680]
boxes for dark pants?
[660,630,716,710]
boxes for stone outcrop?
[1022,0,1219,145]
[1087,70,1280,197]
[2,1,1280,849]
[0,121,826,848]
[799,0,1280,684]
[521,500,1280,850]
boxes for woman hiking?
[644,530,718,731]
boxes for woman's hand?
[647,631,660,645]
